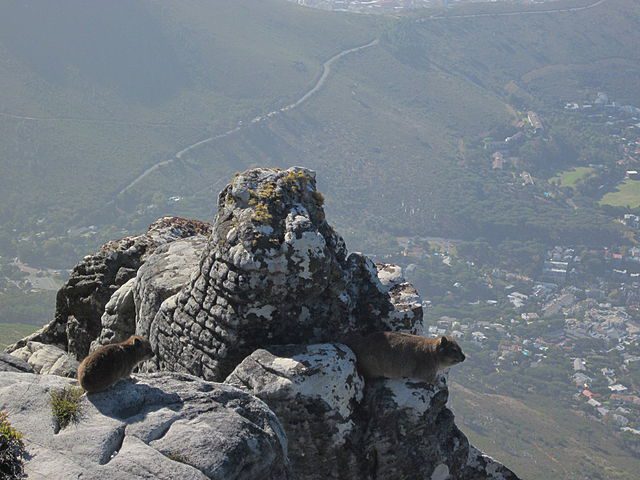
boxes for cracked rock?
[5,217,211,360]
[0,371,289,480]
[150,167,395,381]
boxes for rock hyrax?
[345,332,465,383]
[77,335,154,393]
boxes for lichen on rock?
[149,167,395,381]
[4,166,520,480]
[5,217,211,360]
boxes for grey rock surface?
[91,277,137,351]
[3,167,520,479]
[225,343,364,479]
[0,372,289,480]
[10,341,78,377]
[151,167,395,381]
[227,344,520,480]
[134,236,207,341]
[0,351,34,373]
[375,263,424,334]
[363,376,519,480]
[5,217,211,360]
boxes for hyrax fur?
[77,335,154,393]
[345,331,466,383]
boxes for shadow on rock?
[87,379,183,421]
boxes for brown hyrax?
[77,335,154,393]
[345,332,465,383]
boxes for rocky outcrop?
[0,372,289,480]
[362,377,518,480]
[90,278,137,351]
[0,352,34,373]
[9,341,78,377]
[6,217,211,360]
[5,167,520,479]
[225,344,364,478]
[225,344,519,480]
[134,237,207,341]
[150,168,397,381]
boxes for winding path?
[120,0,610,195]
[420,0,609,21]
[117,38,379,196]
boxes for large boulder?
[150,168,397,381]
[90,278,137,351]
[4,167,520,479]
[134,236,208,340]
[226,344,520,480]
[5,217,211,360]
[0,352,34,373]
[0,372,289,480]
[9,341,78,377]
[225,343,364,479]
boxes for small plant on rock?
[50,386,84,431]
[0,411,26,479]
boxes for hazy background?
[1,1,640,478]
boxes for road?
[420,0,609,21]
[117,38,379,196]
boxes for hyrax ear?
[133,337,142,347]
[440,336,449,347]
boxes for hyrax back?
[345,331,465,383]
[77,335,154,393]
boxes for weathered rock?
[226,343,520,480]
[90,278,137,351]
[362,376,519,480]
[0,351,34,373]
[9,341,78,377]
[375,263,424,334]
[4,167,520,479]
[0,372,289,480]
[5,217,211,360]
[134,236,207,341]
[151,168,395,381]
[225,344,364,479]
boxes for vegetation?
[0,411,26,480]
[4,0,639,268]
[550,167,596,189]
[49,386,84,431]
[1,0,640,477]
[600,180,640,209]
[450,384,640,480]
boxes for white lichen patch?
[466,446,509,480]
[268,344,363,442]
[376,264,405,292]
[227,243,260,270]
[255,224,274,236]
[246,305,277,320]
[384,378,441,417]
[431,464,450,480]
[282,209,327,280]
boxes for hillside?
[450,383,640,480]
[3,0,639,268]
[2,1,640,478]
[0,0,376,260]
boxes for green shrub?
[50,386,84,431]
[0,411,26,479]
